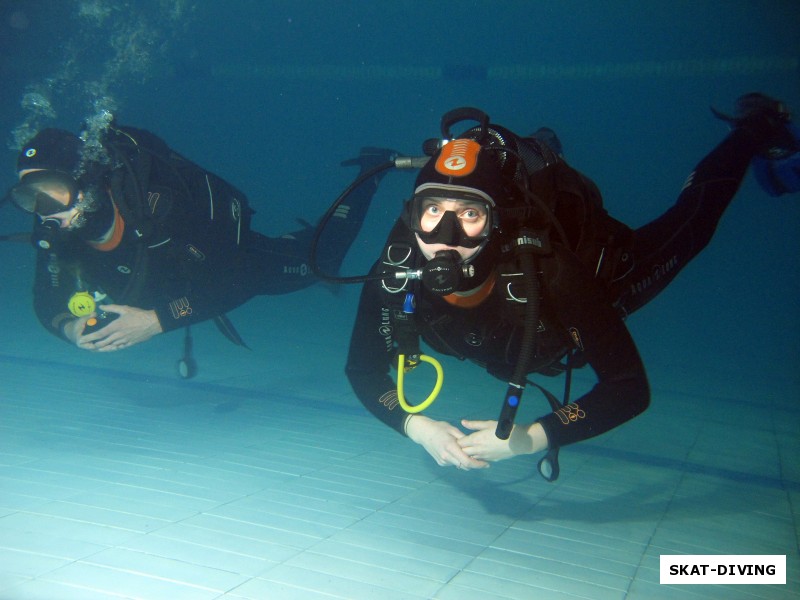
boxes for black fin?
[214,314,250,349]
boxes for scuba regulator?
[67,289,119,333]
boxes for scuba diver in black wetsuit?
[5,123,394,355]
[335,93,799,479]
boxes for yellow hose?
[397,354,444,413]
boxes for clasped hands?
[405,414,548,470]
[63,304,164,351]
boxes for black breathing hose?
[309,155,429,284]
[309,160,395,284]
[495,233,541,440]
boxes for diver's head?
[10,128,113,239]
[409,183,492,261]
[405,133,523,262]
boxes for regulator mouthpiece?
[421,250,474,295]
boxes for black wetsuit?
[346,128,756,448]
[32,126,378,339]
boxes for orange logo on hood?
[435,138,481,177]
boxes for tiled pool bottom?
[0,353,797,600]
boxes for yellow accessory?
[67,291,96,317]
[396,353,444,413]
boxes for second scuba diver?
[5,123,394,355]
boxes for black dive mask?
[30,185,116,244]
[417,209,483,248]
[10,170,79,216]
[406,191,494,249]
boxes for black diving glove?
[713,93,796,158]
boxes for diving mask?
[10,170,79,216]
[407,183,495,249]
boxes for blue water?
[2,0,798,389]
[0,2,798,597]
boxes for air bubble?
[9,1,195,151]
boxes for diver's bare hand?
[405,415,489,470]
[459,419,549,462]
[62,315,91,346]
[78,304,163,351]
